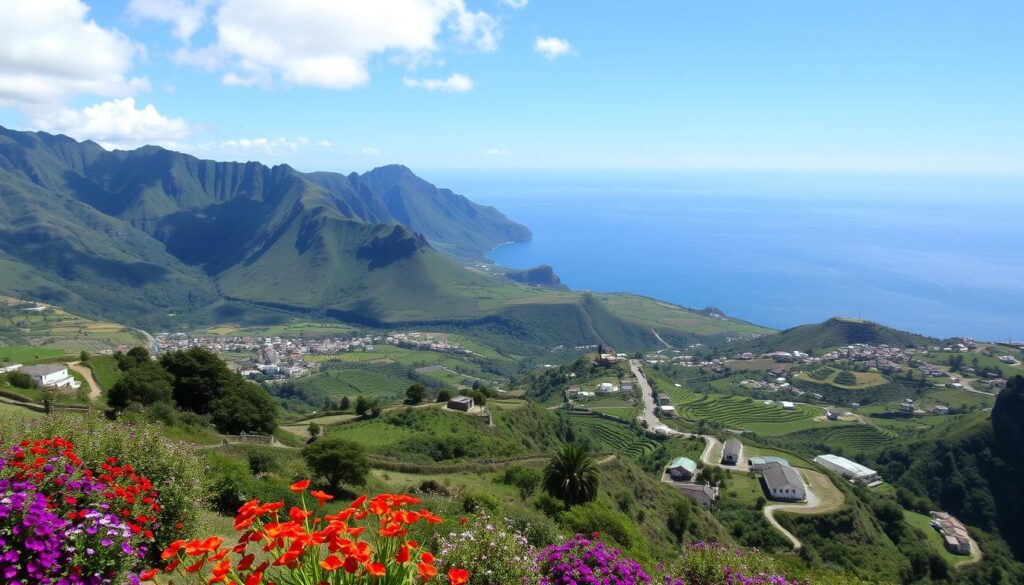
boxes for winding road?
[67,361,102,401]
[631,359,845,549]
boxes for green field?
[295,365,413,401]
[795,369,887,389]
[0,345,71,364]
[780,424,896,454]
[0,299,145,352]
[719,470,767,507]
[675,394,825,435]
[85,356,122,393]
[568,414,658,459]
[593,293,773,337]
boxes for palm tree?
[543,444,599,507]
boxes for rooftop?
[814,454,878,478]
[19,364,67,376]
[750,456,790,467]
[668,457,697,473]
[762,461,803,491]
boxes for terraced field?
[295,364,412,401]
[569,415,658,458]
[780,424,896,454]
[676,395,825,435]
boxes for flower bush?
[536,533,650,585]
[0,413,204,560]
[147,481,470,585]
[0,436,162,584]
[658,542,803,585]
[437,514,536,585]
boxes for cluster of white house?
[666,443,888,510]
[930,511,972,555]
[1,363,81,391]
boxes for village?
[151,330,475,381]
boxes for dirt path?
[651,329,672,349]
[760,468,845,549]
[67,361,101,401]
[955,535,984,568]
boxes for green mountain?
[0,126,767,351]
[730,317,938,353]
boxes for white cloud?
[361,146,381,156]
[31,98,192,149]
[484,147,512,156]
[144,0,501,90]
[502,0,528,8]
[534,36,572,60]
[127,0,213,43]
[315,140,333,147]
[403,73,474,92]
[452,10,500,52]
[0,0,147,107]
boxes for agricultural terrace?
[293,363,414,402]
[775,424,897,455]
[795,368,888,389]
[674,394,826,436]
[592,293,773,337]
[0,298,145,352]
[0,344,69,364]
[566,414,659,459]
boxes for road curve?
[68,361,102,402]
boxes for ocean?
[432,170,1024,341]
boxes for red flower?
[310,489,334,506]
[140,568,159,581]
[449,567,470,585]
[290,479,310,492]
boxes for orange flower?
[366,562,386,577]
[290,479,310,492]
[310,490,334,506]
[396,544,411,563]
[448,567,470,585]
[418,562,437,578]
[140,568,159,581]
[421,552,435,565]
[319,555,343,571]
[245,571,263,585]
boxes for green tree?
[308,421,321,439]
[405,383,427,405]
[355,395,370,416]
[208,382,278,435]
[302,436,369,493]
[340,395,351,411]
[543,444,599,507]
[5,371,37,390]
[501,465,542,499]
[436,389,452,402]
[108,362,174,409]
[116,346,151,371]
[160,347,237,413]
[79,350,90,362]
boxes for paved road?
[630,359,684,436]
[67,361,101,401]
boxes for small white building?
[0,363,24,374]
[596,382,618,394]
[18,364,80,390]
[781,401,795,410]
[658,405,677,418]
[761,462,805,502]
[814,454,880,484]
[675,483,718,510]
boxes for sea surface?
[433,171,1024,341]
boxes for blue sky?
[1,0,1022,174]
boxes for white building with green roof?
[667,456,697,481]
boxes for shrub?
[658,542,794,585]
[461,492,499,514]
[536,533,650,585]
[558,502,641,550]
[0,413,204,562]
[0,436,163,583]
[5,370,36,389]
[437,515,537,585]
[498,465,542,499]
